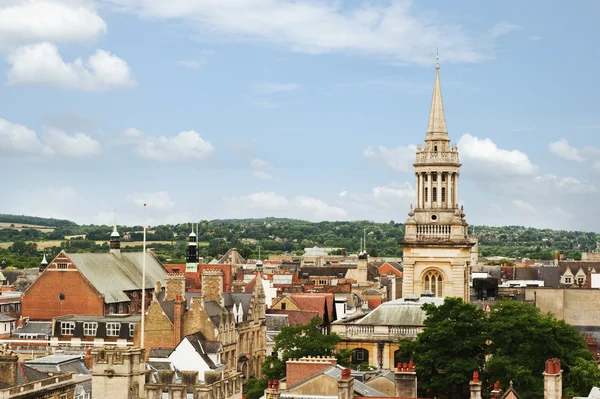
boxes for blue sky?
[0,0,599,230]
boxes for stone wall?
[525,288,600,327]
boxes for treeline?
[0,214,76,227]
[0,215,598,269]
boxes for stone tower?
[401,58,475,301]
[91,347,146,399]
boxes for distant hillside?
[0,214,77,228]
[0,214,598,269]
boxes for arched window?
[423,270,444,297]
[432,187,437,202]
[425,188,429,202]
[441,187,446,202]
[352,348,369,365]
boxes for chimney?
[165,273,186,301]
[286,356,337,388]
[84,348,93,370]
[154,281,162,300]
[173,295,185,347]
[0,347,18,388]
[338,368,354,399]
[544,358,562,399]
[267,380,281,399]
[470,371,482,399]
[201,269,224,305]
[585,335,599,361]
[554,251,559,266]
[490,381,503,399]
[394,360,417,399]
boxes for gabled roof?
[219,248,246,265]
[65,251,168,303]
[289,293,335,322]
[499,382,522,399]
[183,332,222,370]
[287,365,387,397]
[224,292,252,322]
[267,309,319,327]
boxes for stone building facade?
[402,60,478,301]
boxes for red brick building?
[22,242,167,321]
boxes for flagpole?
[141,203,147,349]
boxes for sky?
[0,0,599,231]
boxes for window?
[83,322,98,336]
[132,292,138,298]
[118,303,124,314]
[433,173,437,182]
[129,323,135,337]
[352,348,369,365]
[57,263,68,270]
[108,305,115,314]
[432,187,437,202]
[61,321,75,336]
[578,277,585,285]
[434,145,438,152]
[425,188,429,202]
[441,187,446,202]
[442,173,446,182]
[565,277,572,284]
[281,303,286,310]
[131,305,136,313]
[423,270,443,297]
[106,322,120,336]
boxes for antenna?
[364,228,367,254]
[141,203,147,349]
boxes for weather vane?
[436,48,440,69]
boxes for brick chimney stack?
[84,348,93,370]
[267,380,281,399]
[544,358,562,399]
[394,360,417,398]
[469,371,482,399]
[585,335,599,361]
[338,368,354,399]
[286,356,337,388]
[554,250,559,266]
[490,381,503,399]
[0,346,18,388]
[173,294,185,347]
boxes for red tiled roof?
[267,309,319,326]
[289,292,335,322]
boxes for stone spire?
[426,52,448,139]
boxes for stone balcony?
[416,224,451,240]
[415,151,459,164]
[337,324,419,342]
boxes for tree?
[486,301,597,398]
[397,297,487,399]
[244,378,268,399]
[261,317,347,381]
[399,298,600,399]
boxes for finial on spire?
[436,48,440,70]
[111,208,119,238]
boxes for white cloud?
[548,139,585,162]
[372,182,415,208]
[458,134,539,177]
[134,130,214,161]
[339,190,348,198]
[0,1,106,47]
[363,144,417,172]
[250,158,273,180]
[45,127,101,156]
[101,0,500,65]
[6,42,134,91]
[250,82,301,93]
[533,174,597,194]
[127,191,175,210]
[0,118,53,155]
[0,117,102,158]
[224,191,347,221]
[177,59,206,69]
[123,127,143,138]
[512,199,536,214]
[488,23,519,39]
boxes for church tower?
[185,225,199,273]
[401,57,475,301]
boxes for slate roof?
[224,292,252,321]
[0,313,16,322]
[66,252,168,303]
[266,314,289,331]
[355,296,444,326]
[299,267,349,278]
[13,321,52,336]
[16,364,51,386]
[218,248,246,265]
[184,332,222,370]
[26,355,90,375]
[149,348,175,358]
